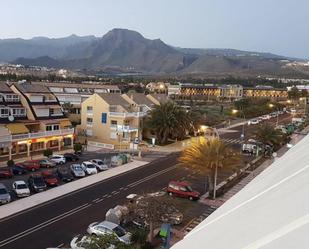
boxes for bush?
[131,229,148,245]
[73,143,83,154]
[43,149,53,158]
[7,159,15,167]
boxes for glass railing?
[12,128,74,141]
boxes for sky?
[0,0,308,59]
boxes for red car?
[17,161,40,172]
[167,181,200,201]
[42,171,59,187]
[0,168,13,178]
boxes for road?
[0,114,292,249]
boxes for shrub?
[73,143,83,154]
[7,159,15,167]
[43,148,53,158]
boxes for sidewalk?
[200,125,309,207]
[0,159,148,220]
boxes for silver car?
[90,159,109,171]
[87,220,131,245]
[0,183,11,204]
[70,164,86,178]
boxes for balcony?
[12,128,74,141]
[113,125,139,133]
[108,111,147,118]
[0,134,12,144]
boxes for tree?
[62,102,74,114]
[179,138,241,199]
[288,87,301,100]
[146,102,191,144]
[43,148,53,158]
[86,234,132,249]
[253,124,285,150]
[74,143,83,154]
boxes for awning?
[60,120,72,128]
[6,123,29,135]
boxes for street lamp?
[268,104,279,126]
[232,109,245,139]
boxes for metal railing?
[12,128,74,141]
[0,135,12,143]
[108,111,147,118]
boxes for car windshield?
[33,178,45,185]
[97,161,103,165]
[113,226,126,237]
[73,166,82,171]
[0,188,8,194]
[86,164,95,168]
[186,186,193,192]
[17,184,27,189]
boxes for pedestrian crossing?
[183,206,217,234]
[221,138,243,145]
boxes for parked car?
[10,164,27,175]
[57,167,74,182]
[12,180,30,198]
[17,161,40,172]
[39,159,56,168]
[81,161,98,175]
[64,153,79,162]
[0,183,11,204]
[87,220,131,245]
[247,119,259,125]
[49,155,66,165]
[71,164,86,178]
[42,171,59,187]
[28,175,47,192]
[167,181,200,201]
[90,159,109,171]
[0,167,13,179]
[261,115,270,120]
[270,112,278,118]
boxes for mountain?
[4,29,309,77]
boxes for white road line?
[127,165,177,188]
[56,243,64,248]
[0,203,92,247]
[102,194,108,198]
[111,191,118,195]
[119,187,124,190]
[106,195,112,198]
[92,198,100,202]
[94,198,103,203]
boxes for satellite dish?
[8,116,14,122]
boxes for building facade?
[0,81,74,160]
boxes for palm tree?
[253,124,285,150]
[179,138,241,199]
[146,102,191,144]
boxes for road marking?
[123,187,128,190]
[56,243,64,248]
[94,198,103,203]
[0,203,92,247]
[92,198,100,202]
[111,191,118,195]
[127,165,178,188]
[106,195,112,198]
[119,187,124,190]
[102,194,108,198]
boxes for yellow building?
[80,93,162,150]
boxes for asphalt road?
[0,113,292,249]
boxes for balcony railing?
[109,111,147,118]
[12,128,74,141]
[0,135,12,144]
[114,125,139,133]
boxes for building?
[80,93,164,150]
[172,134,309,249]
[32,82,121,123]
[0,81,75,159]
[168,83,289,101]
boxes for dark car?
[63,153,79,162]
[42,171,59,187]
[10,165,27,175]
[0,168,13,179]
[18,161,40,172]
[167,181,200,201]
[57,168,74,182]
[28,175,47,192]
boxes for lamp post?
[232,109,245,139]
[269,104,279,127]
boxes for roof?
[14,82,50,93]
[98,93,131,111]
[128,93,155,106]
[149,94,169,104]
[34,82,120,91]
[172,133,309,249]
[100,220,118,229]
[0,82,14,93]
[14,180,27,185]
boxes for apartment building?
[168,83,289,101]
[0,81,75,159]
[80,93,157,150]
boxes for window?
[12,108,26,117]
[0,108,9,117]
[50,109,54,115]
[54,125,59,130]
[111,120,117,125]
[110,131,117,139]
[5,94,19,102]
[87,106,93,114]
[46,124,59,131]
[86,129,92,136]
[87,118,93,126]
